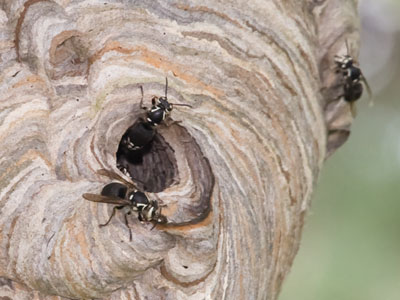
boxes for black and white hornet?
[83,169,167,240]
[334,41,371,104]
[121,78,192,152]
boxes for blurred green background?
[280,1,400,299]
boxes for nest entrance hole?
[116,119,214,223]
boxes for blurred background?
[280,1,400,299]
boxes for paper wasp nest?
[0,0,359,299]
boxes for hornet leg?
[100,205,124,227]
[124,211,132,241]
[139,86,147,110]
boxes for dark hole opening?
[116,117,214,224]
